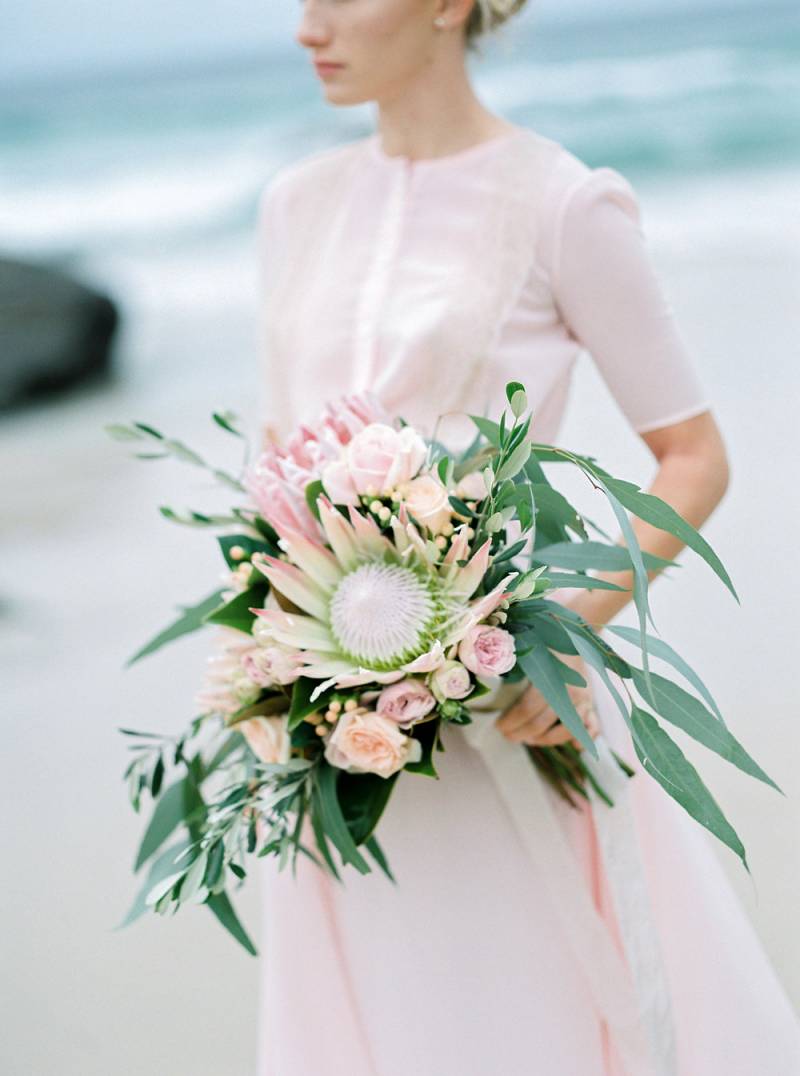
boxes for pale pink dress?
[253,126,800,1075]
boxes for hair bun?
[470,0,528,41]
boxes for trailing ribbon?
[462,679,677,1076]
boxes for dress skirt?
[255,649,800,1076]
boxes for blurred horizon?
[2,0,794,87]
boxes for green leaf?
[314,764,371,873]
[564,626,631,724]
[217,533,275,569]
[516,636,598,757]
[532,541,674,573]
[305,479,324,521]
[288,676,331,730]
[529,484,587,540]
[364,836,396,883]
[338,771,399,845]
[212,411,244,437]
[134,778,204,871]
[207,892,258,956]
[403,718,441,777]
[126,589,226,667]
[468,415,502,446]
[593,471,738,603]
[606,624,725,724]
[592,475,656,695]
[309,800,342,881]
[505,380,526,407]
[495,441,532,483]
[540,572,628,592]
[629,669,782,794]
[629,705,747,869]
[105,423,145,442]
[117,838,191,930]
[203,585,266,634]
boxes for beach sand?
[1,164,798,1074]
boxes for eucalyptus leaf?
[314,765,371,873]
[629,669,781,793]
[532,541,674,573]
[592,469,738,602]
[207,892,258,956]
[606,624,725,724]
[630,706,747,870]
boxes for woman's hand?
[494,652,600,748]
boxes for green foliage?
[126,590,226,667]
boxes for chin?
[322,86,372,107]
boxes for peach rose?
[376,679,436,725]
[402,474,452,535]
[458,624,517,677]
[345,423,427,495]
[430,660,472,701]
[240,715,291,765]
[324,710,422,778]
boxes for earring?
[433,16,446,28]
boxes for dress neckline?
[365,126,528,170]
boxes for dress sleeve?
[547,166,712,434]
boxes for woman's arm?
[497,161,725,747]
[496,410,730,746]
[564,409,730,630]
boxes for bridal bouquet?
[108,382,778,954]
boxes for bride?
[253,2,800,1073]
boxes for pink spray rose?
[430,660,473,701]
[324,710,423,778]
[242,643,305,687]
[376,679,436,725]
[401,474,452,535]
[239,715,291,765]
[320,457,360,506]
[345,423,427,495]
[458,624,517,677]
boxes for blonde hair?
[465,0,528,52]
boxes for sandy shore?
[1,164,798,1074]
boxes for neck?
[373,49,510,161]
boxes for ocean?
[1,3,798,370]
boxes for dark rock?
[0,256,120,409]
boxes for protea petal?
[467,572,518,622]
[390,515,411,553]
[347,505,393,558]
[251,608,338,652]
[274,526,343,591]
[401,640,446,673]
[301,656,357,679]
[334,668,406,688]
[254,556,330,620]
[443,523,470,567]
[449,538,492,599]
[317,497,360,572]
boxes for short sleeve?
[548,166,712,434]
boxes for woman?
[253,2,800,1073]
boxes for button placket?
[351,161,411,392]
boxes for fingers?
[495,687,548,736]
[496,694,601,748]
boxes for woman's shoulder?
[516,128,637,216]
[257,136,369,218]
